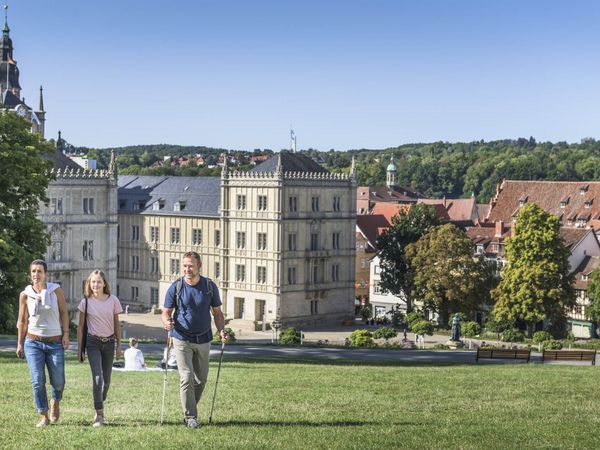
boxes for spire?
[221,152,228,178]
[38,85,44,111]
[275,152,282,174]
[350,155,356,179]
[109,150,116,174]
[3,3,8,34]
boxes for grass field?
[1,352,600,449]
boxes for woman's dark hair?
[30,259,47,273]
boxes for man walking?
[161,251,228,428]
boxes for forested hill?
[71,137,600,203]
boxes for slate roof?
[48,149,83,170]
[360,185,423,203]
[250,151,328,173]
[118,175,221,217]
[486,180,600,230]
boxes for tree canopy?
[492,203,575,336]
[0,113,54,333]
[376,203,440,312]
[405,224,491,327]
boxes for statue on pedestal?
[451,313,461,341]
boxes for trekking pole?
[160,331,171,425]
[208,340,225,424]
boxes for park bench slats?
[542,350,596,365]
[476,348,531,362]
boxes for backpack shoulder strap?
[174,277,184,317]
[204,276,214,300]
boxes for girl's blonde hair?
[84,270,111,298]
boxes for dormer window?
[174,201,186,212]
[119,200,126,210]
[560,201,566,208]
[578,219,586,227]
[580,185,589,195]
[560,196,569,208]
[585,199,593,209]
[476,244,484,254]
[519,195,528,206]
[152,200,165,211]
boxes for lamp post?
[272,318,282,344]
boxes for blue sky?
[9,1,600,150]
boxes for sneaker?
[92,414,104,428]
[50,400,60,423]
[185,418,199,429]
[36,416,50,428]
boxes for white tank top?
[25,283,62,337]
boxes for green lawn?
[1,352,600,449]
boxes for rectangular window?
[131,286,139,301]
[333,196,341,212]
[50,241,63,262]
[170,258,179,275]
[131,255,139,272]
[214,230,221,247]
[192,228,203,245]
[310,233,319,251]
[257,266,267,284]
[132,225,140,241]
[237,194,247,210]
[82,240,94,261]
[83,197,95,215]
[288,233,297,251]
[331,264,340,282]
[151,256,159,274]
[311,196,319,212]
[374,265,381,274]
[288,196,297,212]
[311,300,318,315]
[257,233,267,250]
[150,226,159,243]
[258,195,268,211]
[236,231,246,249]
[360,258,368,269]
[287,267,296,285]
[332,232,340,250]
[215,262,220,279]
[117,254,120,269]
[150,288,159,306]
[51,198,63,215]
[171,227,180,244]
[236,264,246,282]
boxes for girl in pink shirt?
[77,270,123,427]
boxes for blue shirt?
[164,276,221,344]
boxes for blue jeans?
[24,338,65,413]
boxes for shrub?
[387,304,407,329]
[359,305,373,321]
[373,327,398,340]
[532,331,553,344]
[212,327,236,343]
[462,321,482,338]
[541,339,563,350]
[411,320,434,336]
[546,316,568,339]
[407,311,425,328]
[350,329,374,347]
[279,327,302,345]
[501,328,525,342]
[484,315,513,334]
[432,343,450,350]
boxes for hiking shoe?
[185,418,199,429]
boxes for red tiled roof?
[573,255,600,290]
[370,203,411,223]
[356,214,391,249]
[485,180,600,230]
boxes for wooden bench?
[476,348,531,363]
[542,350,596,365]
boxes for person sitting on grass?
[124,337,146,370]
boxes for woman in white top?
[16,259,69,428]
[124,337,146,370]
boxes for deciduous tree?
[0,113,54,332]
[492,203,575,336]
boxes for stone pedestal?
[445,339,464,349]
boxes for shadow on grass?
[82,419,391,428]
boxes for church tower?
[0,4,20,98]
[0,4,45,137]
[386,156,397,188]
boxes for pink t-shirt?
[78,294,123,337]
